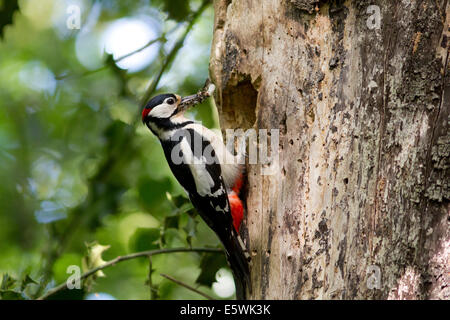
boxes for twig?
[36,247,222,300]
[148,256,158,300]
[140,0,210,107]
[179,79,215,108]
[33,0,212,298]
[55,37,166,80]
[114,37,164,63]
[160,273,215,300]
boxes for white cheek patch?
[149,103,177,119]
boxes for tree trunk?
[209,0,449,299]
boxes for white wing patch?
[179,136,215,197]
[210,198,228,214]
[184,123,243,192]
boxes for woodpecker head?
[142,93,197,125]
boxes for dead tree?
[210,0,449,299]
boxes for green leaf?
[161,228,183,247]
[0,274,16,291]
[138,176,172,216]
[158,278,176,298]
[82,242,111,278]
[0,289,23,300]
[177,202,194,215]
[104,53,128,96]
[52,253,82,284]
[0,273,38,299]
[153,0,190,22]
[129,227,160,252]
[164,215,179,230]
[196,252,227,287]
[169,193,190,208]
[20,274,38,291]
[183,213,198,246]
[0,0,19,39]
[81,242,111,292]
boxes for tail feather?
[225,160,249,298]
[222,229,251,300]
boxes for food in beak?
[178,79,216,111]
[180,95,197,106]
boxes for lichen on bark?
[210,0,449,300]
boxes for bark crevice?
[210,0,449,300]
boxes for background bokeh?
[0,0,235,300]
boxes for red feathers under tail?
[229,192,243,232]
[227,173,251,298]
[228,173,244,232]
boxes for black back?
[156,126,251,298]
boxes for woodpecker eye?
[166,98,175,105]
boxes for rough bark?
[210,0,449,299]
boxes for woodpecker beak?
[180,95,197,106]
[178,95,197,113]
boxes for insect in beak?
[178,95,198,112]
[176,80,216,113]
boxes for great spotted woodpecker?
[141,89,250,299]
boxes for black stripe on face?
[146,118,194,131]
[169,105,182,118]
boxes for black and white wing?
[161,127,232,232]
[160,126,250,298]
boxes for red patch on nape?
[142,107,151,122]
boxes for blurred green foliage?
[0,0,232,300]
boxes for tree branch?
[33,0,212,298]
[160,273,215,300]
[139,0,211,107]
[36,247,223,300]
[55,37,166,80]
[148,256,158,300]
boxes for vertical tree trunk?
[210,0,449,299]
